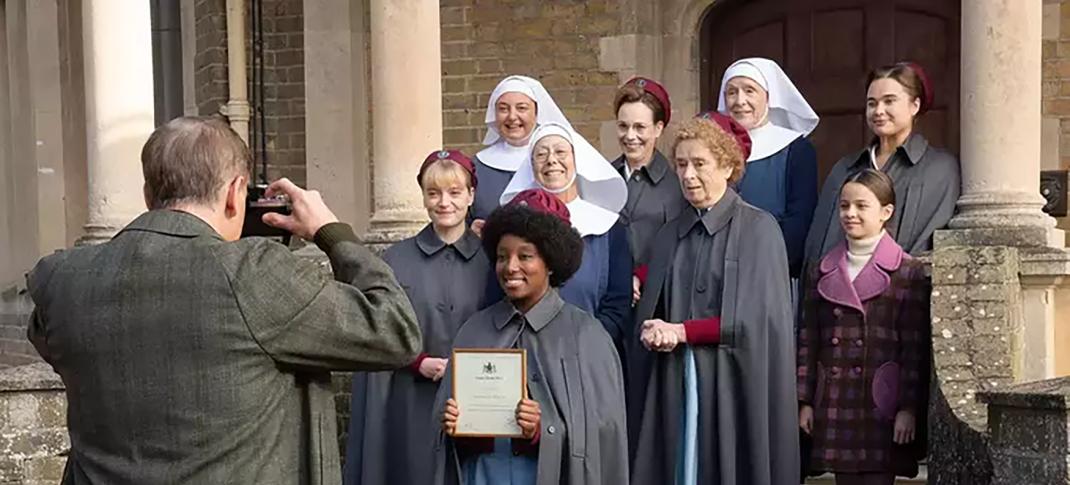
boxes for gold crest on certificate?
[451,349,528,438]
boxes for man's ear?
[225,175,247,217]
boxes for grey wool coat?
[26,210,422,485]
[431,289,630,485]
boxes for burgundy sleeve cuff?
[683,317,721,345]
[634,265,649,286]
[409,353,430,375]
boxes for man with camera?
[26,116,421,485]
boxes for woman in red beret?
[345,149,495,485]
[629,114,798,485]
[611,77,688,272]
[805,62,961,265]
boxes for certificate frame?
[450,348,528,438]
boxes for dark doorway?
[700,0,961,185]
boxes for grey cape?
[803,132,960,265]
[345,226,493,485]
[612,150,688,266]
[431,289,629,485]
[628,190,799,484]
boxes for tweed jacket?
[796,233,929,476]
[27,210,422,485]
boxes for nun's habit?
[610,77,688,266]
[344,152,495,485]
[431,289,628,485]
[718,58,819,278]
[500,123,633,354]
[472,75,571,221]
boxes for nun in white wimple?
[471,75,571,222]
[499,122,632,354]
[718,57,820,279]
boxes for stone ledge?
[978,376,1070,410]
[935,226,1064,248]
[0,364,63,393]
[1019,246,1070,277]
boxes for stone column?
[363,0,440,249]
[78,0,155,245]
[222,0,250,144]
[941,0,1058,246]
[929,2,1065,483]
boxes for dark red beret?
[417,149,478,189]
[508,188,571,225]
[904,62,934,114]
[695,111,753,160]
[625,77,672,124]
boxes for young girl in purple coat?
[797,169,930,485]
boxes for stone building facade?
[3,1,1070,484]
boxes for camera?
[241,184,293,245]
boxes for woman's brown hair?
[613,84,667,125]
[866,63,932,114]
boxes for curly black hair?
[481,204,584,287]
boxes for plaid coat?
[796,233,929,476]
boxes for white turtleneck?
[846,230,885,282]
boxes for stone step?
[806,466,928,484]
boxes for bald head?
[141,116,252,210]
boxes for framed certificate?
[451,348,528,438]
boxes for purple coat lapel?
[816,233,906,315]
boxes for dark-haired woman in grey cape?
[434,189,628,485]
[804,63,960,265]
[344,150,493,485]
[628,115,798,485]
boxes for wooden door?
[700,0,960,185]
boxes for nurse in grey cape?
[344,150,493,485]
[470,75,571,225]
[804,62,960,265]
[434,189,628,485]
[629,115,798,485]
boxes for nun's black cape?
[344,226,493,485]
[626,189,799,485]
[431,289,629,485]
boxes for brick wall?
[439,0,623,157]
[193,0,306,187]
[256,0,306,187]
[194,0,228,117]
[1042,1,1070,231]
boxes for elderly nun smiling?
[718,57,820,281]
[499,122,632,357]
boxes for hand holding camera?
[261,178,339,241]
